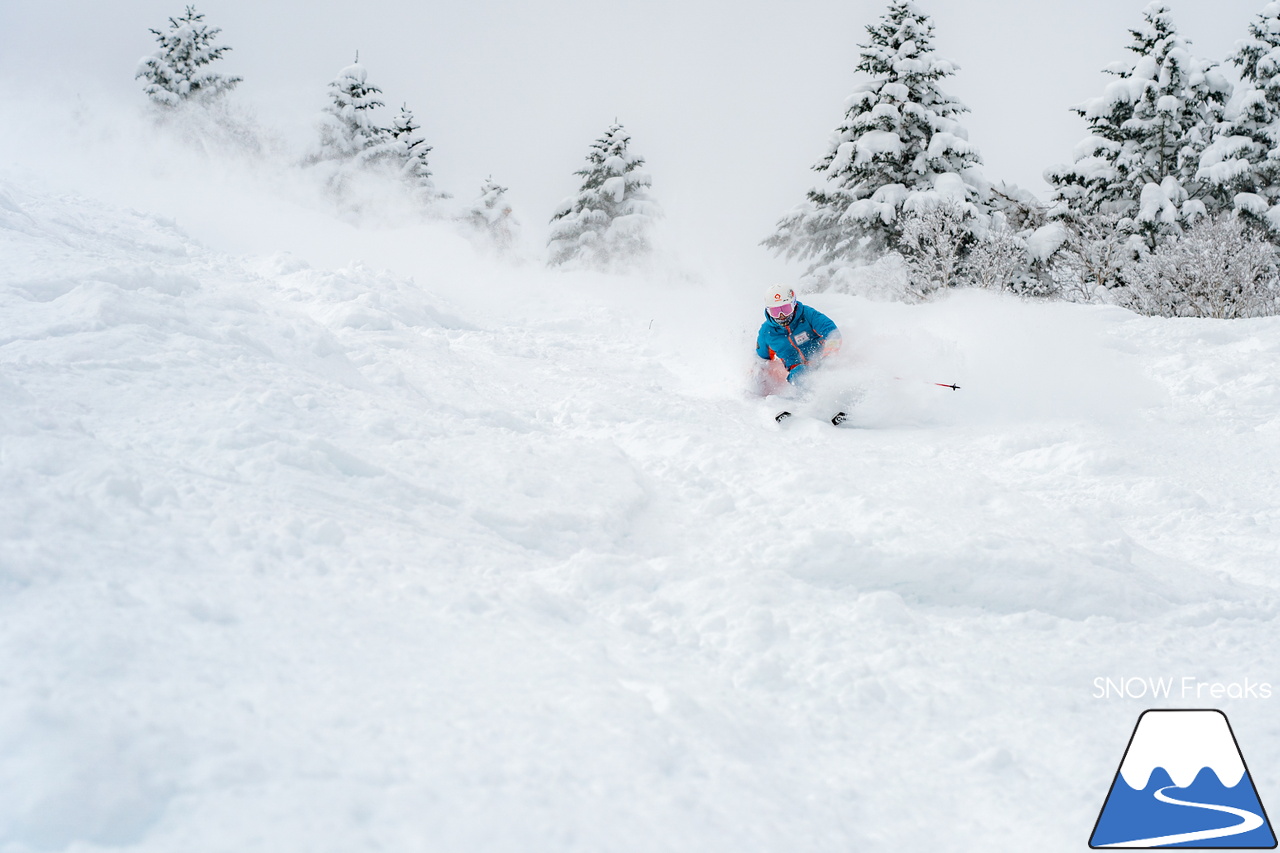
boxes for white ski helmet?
[765,285,795,308]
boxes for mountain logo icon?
[1090,710,1277,848]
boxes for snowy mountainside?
[3,174,1280,852]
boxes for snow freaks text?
[1092,677,1274,701]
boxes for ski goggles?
[766,302,795,319]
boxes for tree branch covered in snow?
[1049,213,1138,303]
[966,225,1043,295]
[898,202,974,299]
[1119,215,1280,317]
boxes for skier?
[756,285,842,388]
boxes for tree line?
[134,6,657,269]
[136,3,1280,315]
[766,0,1280,317]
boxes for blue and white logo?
[1090,710,1276,848]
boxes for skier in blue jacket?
[756,285,842,387]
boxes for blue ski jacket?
[756,302,841,383]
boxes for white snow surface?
[4,100,1280,853]
[1119,711,1246,790]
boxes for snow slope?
[3,112,1280,853]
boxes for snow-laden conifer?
[1047,3,1230,244]
[317,59,388,163]
[467,176,519,254]
[136,5,241,108]
[763,2,986,283]
[547,124,659,269]
[1199,2,1280,234]
[386,105,444,203]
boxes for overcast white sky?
[0,0,1272,279]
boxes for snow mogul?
[756,285,842,387]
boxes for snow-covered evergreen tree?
[317,59,388,163]
[547,123,659,269]
[467,176,519,254]
[1047,2,1230,244]
[136,6,242,108]
[1199,2,1280,235]
[386,105,444,203]
[763,2,986,283]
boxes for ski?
[776,410,850,427]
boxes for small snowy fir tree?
[136,5,242,107]
[317,58,388,164]
[547,123,660,270]
[1047,2,1231,245]
[386,105,444,203]
[1199,2,1280,235]
[763,1,986,285]
[467,176,519,254]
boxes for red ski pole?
[894,376,961,390]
